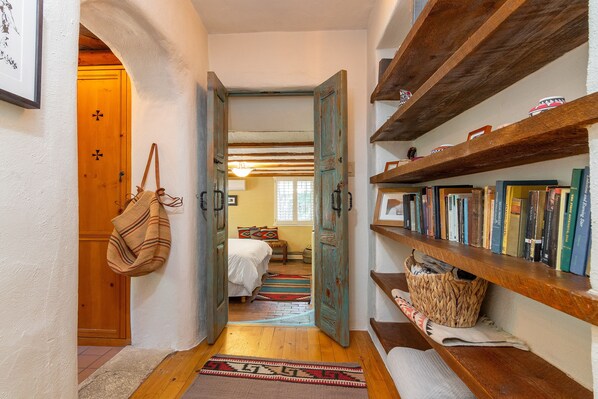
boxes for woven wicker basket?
[404,254,488,328]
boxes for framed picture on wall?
[228,195,238,206]
[0,0,43,109]
[373,187,419,227]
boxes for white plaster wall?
[588,0,598,394]
[80,0,210,350]
[0,0,80,396]
[208,31,369,329]
[368,0,597,391]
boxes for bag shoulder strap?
[138,143,160,193]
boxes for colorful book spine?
[422,193,428,236]
[448,195,457,242]
[555,189,570,271]
[483,186,495,249]
[403,194,412,230]
[524,190,547,262]
[506,198,525,257]
[464,198,469,246]
[541,188,561,267]
[571,167,591,276]
[491,180,557,254]
[471,189,484,248]
[561,168,584,272]
[410,196,417,232]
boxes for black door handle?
[348,192,353,211]
[200,191,207,211]
[215,190,225,211]
[331,189,341,216]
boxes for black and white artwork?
[0,0,43,108]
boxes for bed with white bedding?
[228,238,273,298]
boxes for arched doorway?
[78,0,210,352]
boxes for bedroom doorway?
[205,71,350,346]
[226,91,316,327]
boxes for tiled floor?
[229,261,314,326]
[77,346,124,383]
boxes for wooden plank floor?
[131,325,399,398]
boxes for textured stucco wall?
[0,0,80,396]
[80,0,210,350]
[588,0,598,395]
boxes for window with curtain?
[275,178,314,225]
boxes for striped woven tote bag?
[107,143,179,277]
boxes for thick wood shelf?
[371,225,598,326]
[371,0,506,102]
[370,318,430,352]
[370,271,592,399]
[370,93,596,183]
[370,0,588,141]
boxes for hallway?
[131,325,398,398]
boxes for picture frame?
[373,187,419,227]
[0,0,43,109]
[467,125,492,141]
[228,195,238,206]
[384,160,411,172]
[384,161,401,172]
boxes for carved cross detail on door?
[92,110,104,121]
[92,150,104,160]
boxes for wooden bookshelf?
[370,318,430,352]
[370,272,593,399]
[371,93,596,183]
[370,0,588,142]
[370,0,505,102]
[371,225,598,326]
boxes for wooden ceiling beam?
[78,50,121,66]
[229,163,314,167]
[229,173,314,177]
[228,158,313,163]
[228,142,314,148]
[229,152,314,157]
[79,35,110,51]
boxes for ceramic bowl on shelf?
[529,96,566,117]
[398,89,412,107]
[430,144,453,154]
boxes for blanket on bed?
[228,239,272,292]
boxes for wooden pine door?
[314,71,350,347]
[206,72,229,344]
[77,66,131,345]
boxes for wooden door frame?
[77,65,132,347]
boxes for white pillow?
[386,347,475,399]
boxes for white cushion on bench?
[387,347,475,399]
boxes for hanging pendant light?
[232,162,253,178]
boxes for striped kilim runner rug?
[256,274,311,302]
[182,354,368,399]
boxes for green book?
[561,168,584,272]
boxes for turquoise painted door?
[206,72,229,344]
[314,71,349,347]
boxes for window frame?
[273,177,314,226]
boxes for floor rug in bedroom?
[181,354,368,399]
[255,274,311,302]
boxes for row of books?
[400,167,591,276]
